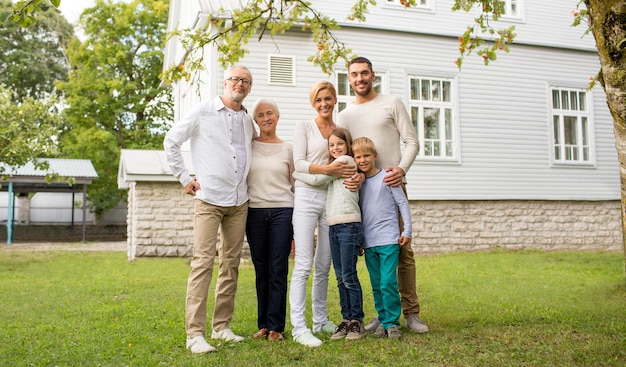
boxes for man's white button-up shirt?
[164,96,255,207]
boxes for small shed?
[118,149,195,260]
[1,158,98,245]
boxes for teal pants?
[365,244,401,330]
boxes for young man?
[164,65,256,353]
[337,57,429,333]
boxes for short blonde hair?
[352,137,377,156]
[309,81,337,107]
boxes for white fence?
[0,192,126,225]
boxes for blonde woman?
[289,81,359,347]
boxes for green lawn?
[1,249,624,366]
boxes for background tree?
[0,85,61,176]
[0,0,73,102]
[578,0,626,275]
[0,0,70,177]
[56,0,172,217]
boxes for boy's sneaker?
[345,320,366,340]
[211,328,244,342]
[186,335,216,354]
[294,330,322,347]
[406,315,429,333]
[387,325,402,339]
[364,316,380,332]
[372,324,386,338]
[330,320,350,340]
[313,320,337,334]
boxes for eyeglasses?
[226,77,252,86]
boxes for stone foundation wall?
[411,200,622,253]
[126,182,622,258]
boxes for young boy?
[352,137,412,339]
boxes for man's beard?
[231,91,245,102]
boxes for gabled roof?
[118,149,193,189]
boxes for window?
[336,72,384,113]
[501,0,523,19]
[408,77,458,160]
[386,0,430,7]
[551,88,593,164]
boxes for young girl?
[293,127,366,341]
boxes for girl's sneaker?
[345,320,366,340]
[330,320,350,340]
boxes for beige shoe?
[364,316,380,332]
[406,315,429,333]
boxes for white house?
[118,0,622,259]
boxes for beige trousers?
[185,200,248,338]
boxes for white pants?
[289,186,332,337]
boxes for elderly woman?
[246,98,294,342]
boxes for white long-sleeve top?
[337,94,419,175]
[163,96,255,207]
[292,120,331,189]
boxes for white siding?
[314,0,596,51]
[166,0,619,202]
[228,27,618,201]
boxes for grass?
[1,248,625,367]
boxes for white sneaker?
[313,320,337,334]
[364,316,380,333]
[294,330,322,347]
[186,335,216,354]
[211,328,245,342]
[406,315,429,333]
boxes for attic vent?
[269,55,295,85]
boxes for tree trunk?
[585,1,626,279]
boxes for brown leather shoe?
[267,330,284,341]
[252,328,269,339]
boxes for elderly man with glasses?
[164,65,256,354]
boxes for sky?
[58,0,95,24]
